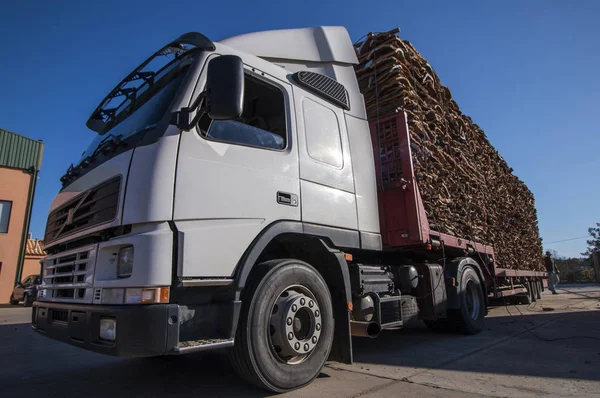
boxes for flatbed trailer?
[369,112,547,303]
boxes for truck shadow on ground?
[1,307,599,397]
[350,308,600,383]
[0,323,268,397]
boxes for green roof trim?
[0,128,44,171]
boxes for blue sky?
[1,0,598,258]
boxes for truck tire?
[425,266,484,335]
[519,282,534,305]
[230,259,334,392]
[536,281,542,299]
[530,281,538,302]
[9,294,19,305]
[446,266,485,334]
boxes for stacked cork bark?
[355,30,543,271]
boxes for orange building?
[0,128,44,303]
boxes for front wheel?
[9,294,19,305]
[230,259,334,392]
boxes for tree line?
[549,223,599,283]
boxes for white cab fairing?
[122,126,181,225]
[344,114,380,234]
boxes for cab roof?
[219,26,358,65]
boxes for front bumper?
[32,300,240,357]
[32,302,179,357]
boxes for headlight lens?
[99,318,116,341]
[117,246,134,278]
[101,287,170,304]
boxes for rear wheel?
[453,267,486,334]
[426,266,485,334]
[9,294,18,305]
[230,259,334,392]
[536,281,542,299]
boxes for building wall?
[22,256,43,280]
[0,167,31,302]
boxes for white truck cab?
[33,27,488,392]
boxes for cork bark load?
[355,30,544,271]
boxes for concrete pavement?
[1,286,599,397]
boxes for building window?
[198,73,287,151]
[0,200,12,233]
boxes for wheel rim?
[465,281,481,320]
[269,285,322,365]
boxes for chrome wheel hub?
[269,286,321,364]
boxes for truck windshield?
[60,49,197,186]
[79,72,185,161]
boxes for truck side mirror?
[206,55,245,120]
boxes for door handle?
[277,191,298,207]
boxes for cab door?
[174,63,299,277]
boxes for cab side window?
[199,73,287,150]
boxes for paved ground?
[1,286,599,398]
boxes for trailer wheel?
[536,281,542,299]
[449,267,485,334]
[230,259,334,393]
[530,281,538,302]
[518,283,532,305]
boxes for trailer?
[370,111,547,305]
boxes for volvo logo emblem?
[53,190,92,240]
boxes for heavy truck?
[32,26,547,392]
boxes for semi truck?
[32,26,546,392]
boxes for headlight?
[117,246,134,278]
[99,318,116,341]
[101,287,170,305]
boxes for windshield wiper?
[60,134,126,186]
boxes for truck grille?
[40,246,97,303]
[44,176,121,244]
[50,308,68,323]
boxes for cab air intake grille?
[44,176,121,244]
[294,71,350,110]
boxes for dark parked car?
[9,274,40,307]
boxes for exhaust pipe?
[350,321,381,338]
